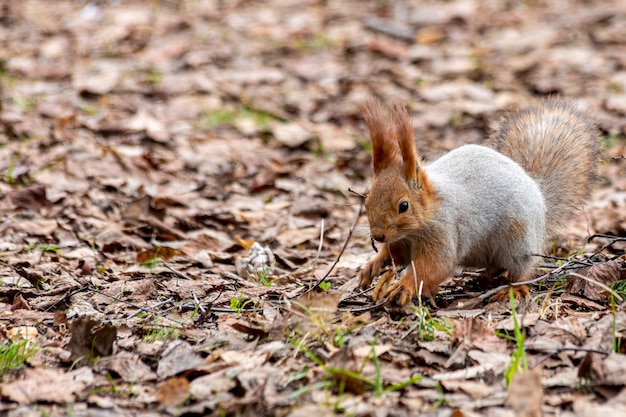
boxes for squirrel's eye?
[399,201,409,214]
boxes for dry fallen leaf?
[452,317,508,353]
[276,227,320,248]
[11,219,58,237]
[156,376,190,407]
[69,317,117,364]
[93,351,157,383]
[7,326,38,342]
[564,259,623,302]
[156,340,207,380]
[506,368,544,417]
[136,246,186,263]
[325,347,366,395]
[2,0,626,415]
[8,183,52,212]
[0,367,94,405]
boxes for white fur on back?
[425,144,546,272]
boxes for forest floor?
[1,0,626,416]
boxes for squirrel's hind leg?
[488,216,541,300]
[488,257,534,301]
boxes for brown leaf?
[123,195,166,221]
[93,352,157,382]
[69,317,117,364]
[276,227,319,247]
[156,377,190,407]
[367,37,410,60]
[315,123,357,152]
[235,236,255,250]
[12,219,58,237]
[506,368,544,417]
[123,196,187,241]
[8,183,52,212]
[452,317,508,353]
[535,316,587,347]
[0,367,93,405]
[156,340,207,380]
[7,326,38,342]
[73,62,120,95]
[127,109,170,143]
[441,379,496,400]
[136,246,186,263]
[565,259,623,302]
[231,321,270,339]
[271,122,312,148]
[600,353,626,385]
[290,291,341,336]
[325,348,366,395]
[497,313,541,332]
[416,27,446,45]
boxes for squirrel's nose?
[371,233,385,243]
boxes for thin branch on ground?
[297,199,364,296]
[479,259,577,300]
[588,233,626,254]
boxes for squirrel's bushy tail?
[490,98,601,237]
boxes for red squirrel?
[357,98,600,307]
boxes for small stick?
[479,259,575,300]
[588,233,626,254]
[191,291,206,314]
[338,302,385,313]
[298,200,364,296]
[348,187,366,199]
[128,297,175,319]
[532,253,594,267]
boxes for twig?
[348,187,367,199]
[43,286,91,311]
[340,285,375,301]
[363,17,415,42]
[532,346,612,371]
[84,286,185,326]
[588,233,626,254]
[128,297,175,319]
[191,291,206,313]
[588,233,626,242]
[337,302,385,313]
[316,218,325,259]
[297,200,364,296]
[164,263,193,281]
[537,345,612,355]
[532,253,594,267]
[479,259,576,300]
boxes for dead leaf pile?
[1,0,626,416]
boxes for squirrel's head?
[361,99,436,244]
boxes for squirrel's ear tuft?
[361,99,399,175]
[391,102,419,183]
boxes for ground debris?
[1,0,626,415]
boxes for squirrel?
[357,97,601,307]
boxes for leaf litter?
[1,0,626,416]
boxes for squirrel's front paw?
[357,258,385,290]
[357,264,373,290]
[385,280,415,307]
[372,270,394,302]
